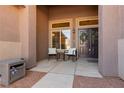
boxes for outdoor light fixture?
[72,27,75,33]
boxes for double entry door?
[78,28,98,58]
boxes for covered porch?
[1,5,124,88]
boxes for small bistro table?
[56,49,66,61]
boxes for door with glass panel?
[52,29,71,49]
[79,29,88,57]
[78,28,98,58]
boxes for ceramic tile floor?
[31,58,103,88]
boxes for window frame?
[49,19,73,49]
[51,29,72,49]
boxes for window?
[52,22,70,28]
[52,32,60,49]
[52,29,71,49]
[61,29,71,49]
[79,19,98,26]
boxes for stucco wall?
[118,39,124,80]
[118,6,124,79]
[28,6,37,68]
[0,41,21,61]
[49,5,98,20]
[99,5,124,76]
[0,6,20,42]
[36,6,48,61]
[0,5,36,69]
[0,6,21,61]
[119,6,124,39]
[19,5,36,68]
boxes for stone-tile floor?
[30,59,59,72]
[31,58,102,77]
[75,59,102,78]
[50,61,76,75]
[32,73,74,88]
[31,58,104,88]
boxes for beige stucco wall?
[19,5,36,68]
[0,6,21,61]
[36,6,49,61]
[49,5,98,20]
[0,6,20,42]
[28,6,37,68]
[118,39,124,80]
[99,5,124,76]
[0,41,21,61]
[0,5,36,69]
[119,6,124,39]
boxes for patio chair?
[64,48,78,61]
[48,48,57,60]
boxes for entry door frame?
[75,16,98,57]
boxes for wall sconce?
[72,27,75,33]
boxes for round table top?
[56,49,65,53]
